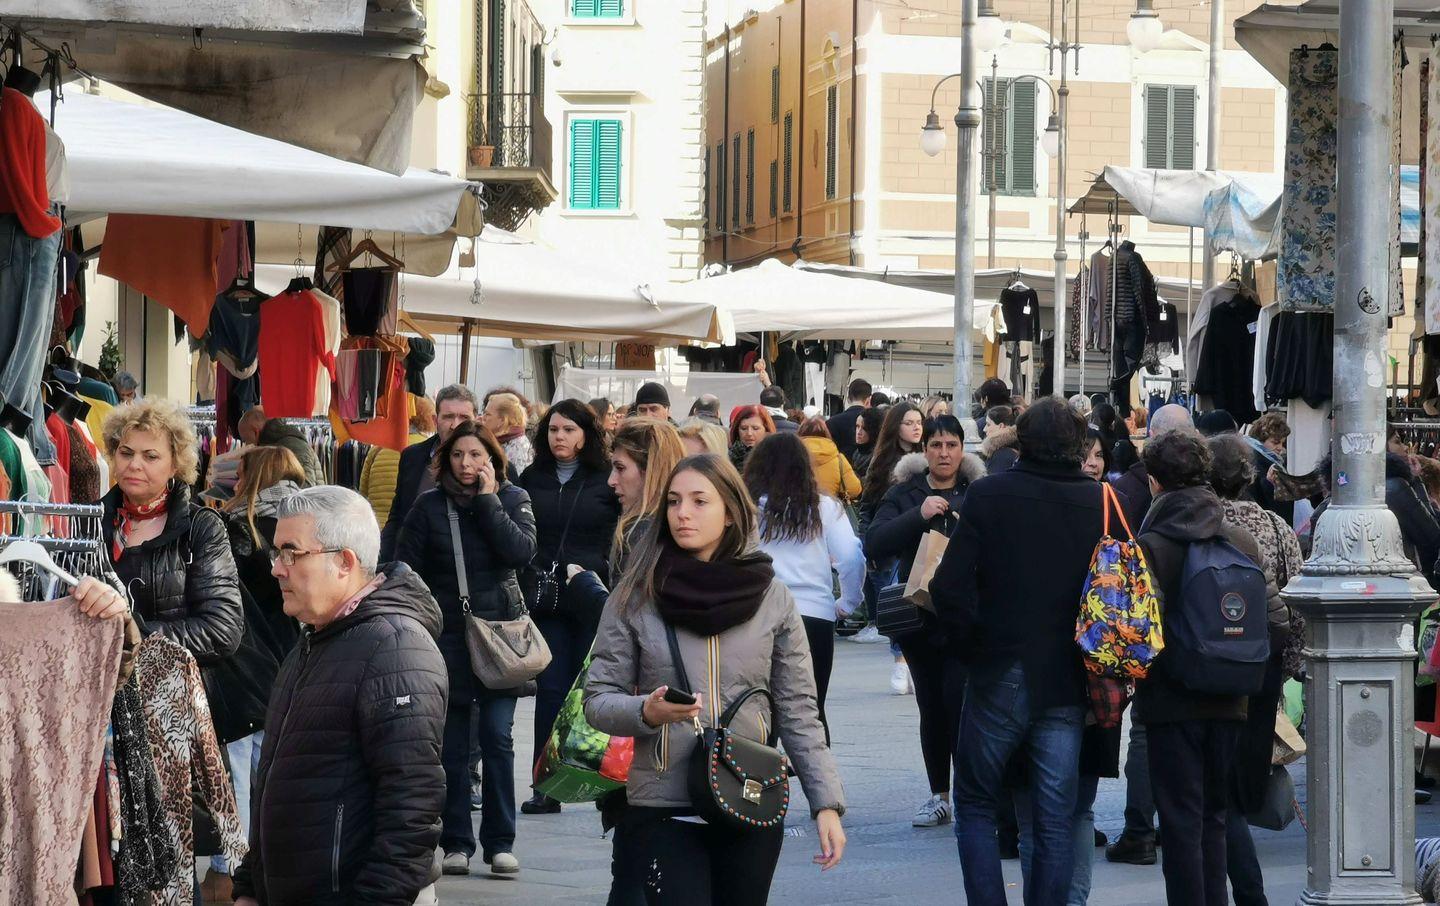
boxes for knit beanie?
[635,382,670,408]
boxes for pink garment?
[324,572,386,627]
[0,598,123,905]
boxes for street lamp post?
[1282,1,1431,903]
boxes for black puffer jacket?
[396,483,538,700]
[519,460,621,622]
[231,564,447,906]
[864,452,986,581]
[104,484,251,735]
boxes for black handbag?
[523,476,587,617]
[875,514,952,640]
[665,623,791,831]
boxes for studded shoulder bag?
[664,622,791,831]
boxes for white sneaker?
[912,793,953,828]
[850,625,884,643]
[442,851,470,875]
[890,662,912,695]
[487,851,520,875]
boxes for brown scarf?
[654,540,775,637]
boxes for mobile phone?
[663,687,697,706]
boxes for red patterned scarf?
[112,495,169,562]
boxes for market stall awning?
[254,229,731,345]
[664,259,998,342]
[1068,166,1283,228]
[1,1,426,172]
[1234,2,1440,88]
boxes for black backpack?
[1164,536,1269,695]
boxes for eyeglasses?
[267,547,344,567]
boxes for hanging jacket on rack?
[1194,287,1263,425]
[999,285,1041,343]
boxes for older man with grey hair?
[380,383,481,560]
[233,485,447,906]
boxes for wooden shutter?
[746,129,756,223]
[704,147,712,228]
[732,134,741,227]
[983,78,1006,193]
[782,111,794,212]
[572,0,598,15]
[825,85,838,199]
[1171,87,1197,169]
[569,119,595,208]
[595,120,623,208]
[598,0,624,15]
[769,160,779,218]
[1010,81,1036,195]
[1144,85,1172,169]
[771,67,781,124]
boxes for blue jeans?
[954,663,1085,906]
[1017,774,1100,905]
[0,213,60,464]
[443,696,518,859]
[212,731,263,873]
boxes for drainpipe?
[794,0,806,261]
[848,0,859,266]
[723,24,732,265]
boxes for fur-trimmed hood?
[892,450,987,486]
[980,425,1019,460]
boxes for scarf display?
[654,541,775,636]
[112,492,170,562]
[110,677,179,904]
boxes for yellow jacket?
[801,435,862,502]
[361,432,429,526]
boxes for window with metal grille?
[825,85,838,200]
[732,134,741,228]
[783,111,793,213]
[982,77,1036,197]
[746,129,756,224]
[568,118,623,210]
[769,160,778,218]
[1143,85,1197,170]
[716,140,727,230]
[771,66,780,124]
[572,0,624,17]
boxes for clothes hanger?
[0,539,79,588]
[326,231,405,273]
[286,257,314,294]
[397,310,435,342]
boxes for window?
[1144,84,1197,170]
[783,111,794,213]
[715,141,727,231]
[732,134,741,228]
[982,78,1036,196]
[572,0,624,18]
[568,118,623,210]
[745,129,756,224]
[825,86,838,200]
[769,160,779,218]
[771,66,781,124]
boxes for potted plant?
[469,144,495,167]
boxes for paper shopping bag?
[904,529,950,612]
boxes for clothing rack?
[0,500,113,599]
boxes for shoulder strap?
[1102,483,1135,541]
[664,621,694,696]
[445,499,471,612]
[553,475,587,560]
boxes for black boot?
[1105,833,1157,865]
[521,792,562,815]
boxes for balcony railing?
[467,92,552,176]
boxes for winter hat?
[635,382,670,408]
[1195,410,1238,437]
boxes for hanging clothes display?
[1194,288,1263,425]
[1109,241,1155,413]
[133,635,246,906]
[98,216,227,337]
[258,288,336,418]
[0,86,62,239]
[341,267,399,336]
[1266,311,1335,408]
[998,285,1041,343]
[1427,45,1440,335]
[207,289,264,380]
[0,598,124,905]
[1066,264,1086,363]
[1088,248,1112,352]
[313,288,343,417]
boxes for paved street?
[437,640,1436,905]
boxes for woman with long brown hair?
[586,454,846,904]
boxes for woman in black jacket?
[864,414,985,828]
[397,419,538,878]
[518,399,621,815]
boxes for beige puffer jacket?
[584,578,846,818]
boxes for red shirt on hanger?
[0,87,62,238]
[259,290,336,419]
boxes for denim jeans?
[1017,774,1100,905]
[211,731,264,873]
[1122,718,1157,841]
[442,696,518,860]
[0,213,60,464]
[954,662,1085,906]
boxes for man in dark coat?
[760,385,799,433]
[827,378,872,458]
[233,486,447,906]
[930,398,1106,906]
[379,384,479,561]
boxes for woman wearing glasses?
[396,419,538,880]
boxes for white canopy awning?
[665,258,999,341]
[50,90,477,235]
[1068,166,1283,229]
[253,229,731,344]
[1234,2,1440,88]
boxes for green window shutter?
[572,0,598,15]
[704,147,711,229]
[782,111,794,213]
[598,0,624,16]
[1009,81,1036,196]
[732,134,741,228]
[983,78,1006,193]
[769,160,779,218]
[1144,85,1172,169]
[595,120,623,208]
[771,67,781,123]
[825,85,838,200]
[569,119,595,208]
[1171,86,1197,169]
[746,129,756,223]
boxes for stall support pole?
[459,319,475,386]
[1201,0,1222,294]
[1050,0,1070,398]
[1286,2,1430,902]
[952,0,981,436]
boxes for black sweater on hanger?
[1194,289,1262,425]
[999,286,1041,343]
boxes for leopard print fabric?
[134,636,247,906]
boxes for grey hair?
[113,371,139,392]
[1149,403,1194,438]
[1067,394,1092,417]
[436,383,480,414]
[275,486,381,574]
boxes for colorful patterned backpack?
[1075,483,1163,680]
